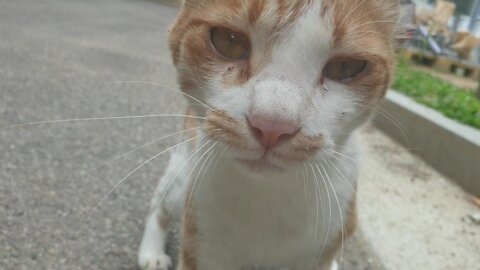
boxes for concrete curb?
[374,91,480,196]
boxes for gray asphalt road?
[0,1,382,269]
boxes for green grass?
[393,60,480,129]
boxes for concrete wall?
[374,91,480,196]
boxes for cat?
[139,0,400,269]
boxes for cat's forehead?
[183,0,397,52]
[183,0,395,27]
[184,0,316,30]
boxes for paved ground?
[0,0,383,269]
[357,125,480,270]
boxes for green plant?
[393,59,480,129]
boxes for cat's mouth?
[236,157,285,172]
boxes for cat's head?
[169,0,400,173]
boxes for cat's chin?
[234,157,288,175]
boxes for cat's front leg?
[319,260,339,270]
[138,206,172,270]
[138,177,173,270]
[330,261,339,270]
[138,148,190,270]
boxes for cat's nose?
[247,116,300,149]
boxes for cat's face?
[169,0,399,173]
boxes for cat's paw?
[330,260,339,270]
[138,252,172,270]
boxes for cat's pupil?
[228,34,235,48]
[210,27,250,60]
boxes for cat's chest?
[192,169,337,269]
[196,205,320,270]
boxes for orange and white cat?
[139,0,400,269]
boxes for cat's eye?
[323,58,368,82]
[210,27,250,60]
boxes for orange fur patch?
[248,0,267,25]
[205,110,248,149]
[277,0,313,27]
[323,0,399,100]
[345,196,358,238]
[158,215,171,230]
[184,107,199,148]
[180,213,198,270]
[179,183,199,270]
[274,134,324,161]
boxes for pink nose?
[248,116,300,149]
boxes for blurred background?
[0,0,479,269]
[399,0,480,116]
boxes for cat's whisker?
[3,114,206,130]
[339,1,394,35]
[334,140,421,154]
[185,142,217,216]
[376,108,410,146]
[329,147,403,181]
[302,163,309,216]
[164,138,216,218]
[320,162,345,270]
[322,156,357,195]
[118,80,216,112]
[323,152,382,267]
[183,145,211,215]
[341,30,391,41]
[328,146,442,269]
[295,170,301,186]
[334,0,349,26]
[189,145,222,216]
[200,147,222,185]
[324,153,407,217]
[80,132,209,228]
[93,127,201,171]
[159,131,221,217]
[325,148,410,216]
[328,149,368,171]
[177,145,226,218]
[337,0,369,31]
[314,162,333,260]
[212,145,228,172]
[326,152,453,268]
[309,164,321,243]
[346,20,398,34]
